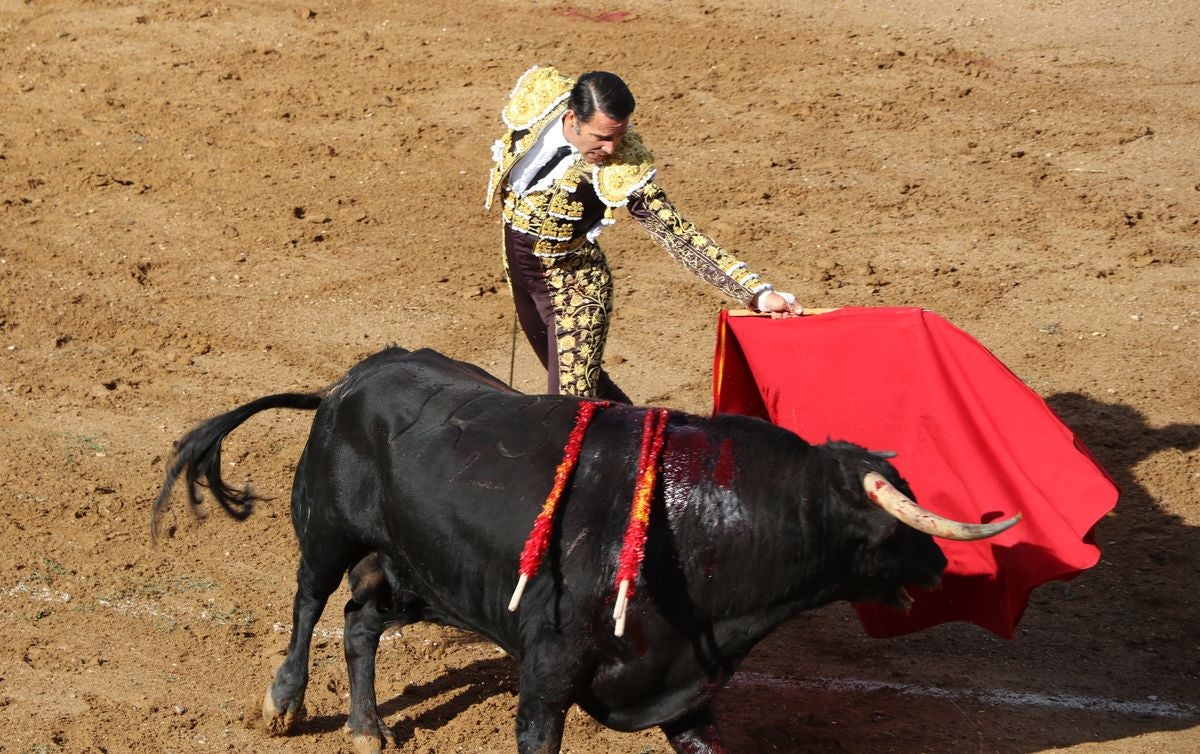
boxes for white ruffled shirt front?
[506,115,606,244]
[509,113,574,197]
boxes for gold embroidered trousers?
[502,223,629,401]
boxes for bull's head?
[865,470,1021,610]
[824,442,1021,610]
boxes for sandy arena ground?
[1,0,1197,751]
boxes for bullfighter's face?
[564,109,629,164]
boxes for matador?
[486,66,802,401]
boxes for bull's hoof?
[343,718,395,754]
[344,728,385,754]
[262,686,304,735]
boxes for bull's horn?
[863,472,1021,541]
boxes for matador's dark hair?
[569,71,635,122]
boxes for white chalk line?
[7,583,1195,720]
[731,672,1198,720]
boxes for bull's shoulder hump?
[332,347,514,399]
[407,348,517,392]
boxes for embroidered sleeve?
[627,181,772,306]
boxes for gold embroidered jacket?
[486,66,772,307]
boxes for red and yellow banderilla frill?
[509,403,671,636]
[612,408,670,636]
[508,400,609,611]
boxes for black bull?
[153,346,990,753]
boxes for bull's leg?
[263,556,345,734]
[514,656,576,754]
[662,705,726,754]
[341,593,393,754]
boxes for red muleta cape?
[712,307,1118,638]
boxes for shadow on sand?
[295,655,518,742]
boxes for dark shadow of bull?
[151,346,1019,754]
[294,656,517,740]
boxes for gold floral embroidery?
[557,158,589,195]
[499,155,596,257]
[502,66,574,131]
[547,191,585,220]
[592,131,656,207]
[538,216,575,242]
[486,67,572,211]
[542,246,612,397]
[487,122,567,210]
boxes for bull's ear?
[864,512,900,548]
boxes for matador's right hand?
[757,291,805,318]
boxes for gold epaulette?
[592,130,656,207]
[502,65,574,131]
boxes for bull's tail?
[151,391,324,543]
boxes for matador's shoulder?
[593,130,657,207]
[502,65,574,131]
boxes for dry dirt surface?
[2,0,1198,752]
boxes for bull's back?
[295,349,606,643]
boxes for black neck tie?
[527,145,572,189]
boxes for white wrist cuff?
[754,289,796,311]
[751,288,774,311]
